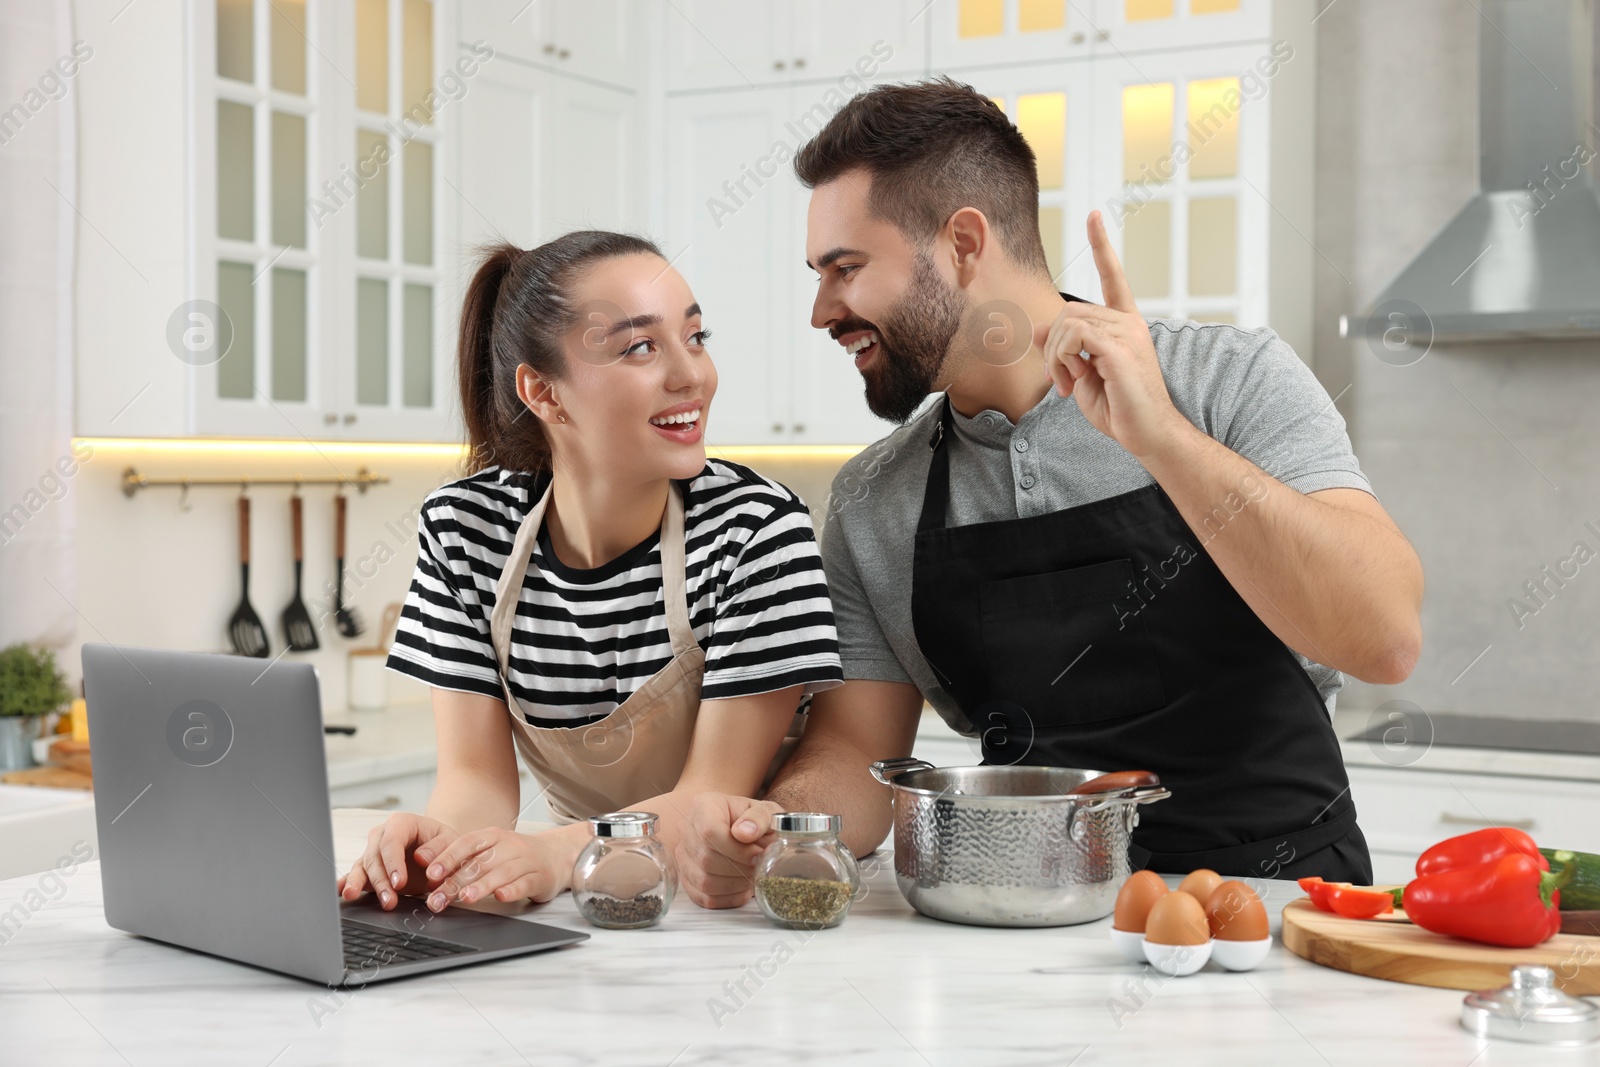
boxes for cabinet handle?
[344,794,402,810]
[792,423,805,433]
[323,413,337,425]
[543,43,556,54]
[1096,29,1110,40]
[343,412,357,425]
[1071,32,1086,44]
[558,48,570,59]
[1438,812,1536,830]
[794,57,806,68]
[772,421,784,433]
[773,59,786,70]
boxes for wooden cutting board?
[0,766,94,790]
[1282,898,1600,995]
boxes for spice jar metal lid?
[588,811,659,838]
[772,811,842,834]
[1460,965,1600,1046]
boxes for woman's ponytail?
[455,231,664,474]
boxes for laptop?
[81,643,588,986]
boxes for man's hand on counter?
[679,792,782,909]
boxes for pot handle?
[870,757,935,785]
[1077,785,1172,813]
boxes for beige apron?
[489,479,799,824]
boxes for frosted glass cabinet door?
[1091,0,1272,52]
[1089,44,1272,327]
[929,0,1093,69]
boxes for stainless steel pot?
[870,758,1171,928]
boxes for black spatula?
[281,493,319,651]
[228,496,270,657]
[333,492,364,638]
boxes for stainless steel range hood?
[1341,0,1600,343]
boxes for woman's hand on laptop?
[418,826,573,910]
[337,813,460,909]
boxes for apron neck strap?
[916,394,957,535]
[491,478,698,696]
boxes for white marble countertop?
[0,809,1589,1066]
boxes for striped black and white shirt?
[387,459,843,726]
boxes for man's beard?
[861,251,965,424]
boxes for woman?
[336,231,842,912]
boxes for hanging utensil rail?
[121,466,389,499]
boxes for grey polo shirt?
[819,316,1373,736]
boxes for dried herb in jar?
[756,875,853,927]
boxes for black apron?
[909,392,1372,884]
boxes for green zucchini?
[1541,849,1600,910]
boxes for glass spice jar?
[571,812,675,930]
[754,812,860,930]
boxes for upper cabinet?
[931,0,1274,67]
[664,0,927,92]
[1090,0,1275,51]
[74,0,1311,444]
[930,0,1096,68]
[193,0,460,441]
[458,0,635,90]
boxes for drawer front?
[329,770,437,814]
[1348,766,1600,863]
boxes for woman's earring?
[557,414,566,423]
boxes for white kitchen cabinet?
[928,0,1274,70]
[1086,43,1278,329]
[1090,0,1275,53]
[664,84,892,446]
[328,768,438,813]
[928,0,1097,69]
[664,0,925,93]
[455,54,640,251]
[458,0,636,92]
[1347,763,1600,885]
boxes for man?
[680,77,1422,908]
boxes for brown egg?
[1113,870,1169,933]
[1205,880,1269,941]
[1177,868,1224,903]
[1143,888,1211,946]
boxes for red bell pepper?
[1402,853,1571,948]
[1415,827,1548,877]
[1325,884,1395,918]
[1298,876,1398,917]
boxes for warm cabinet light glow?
[1187,76,1241,179]
[1125,0,1174,20]
[1019,0,1065,32]
[959,0,1004,37]
[76,438,869,461]
[1122,82,1175,184]
[1017,92,1066,190]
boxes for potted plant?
[0,643,72,771]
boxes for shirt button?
[1014,437,1029,453]
[1020,474,1036,490]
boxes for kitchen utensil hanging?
[281,492,319,651]
[228,494,270,658]
[332,493,365,638]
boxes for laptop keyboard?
[341,918,475,966]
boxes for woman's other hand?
[420,826,575,910]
